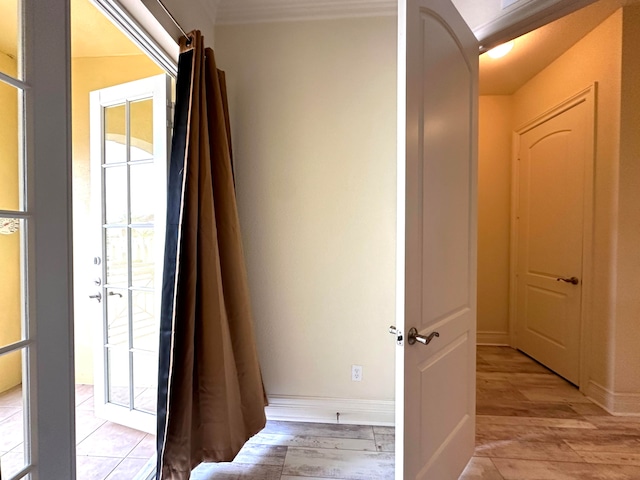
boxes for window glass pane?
[131,228,153,288]
[129,99,153,161]
[104,104,126,164]
[0,0,21,80]
[106,288,128,347]
[0,218,23,348]
[133,352,156,414]
[0,350,26,479]
[0,82,20,211]
[132,290,155,352]
[105,227,128,286]
[107,348,129,407]
[130,162,154,224]
[104,166,127,224]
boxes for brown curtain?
[156,31,267,480]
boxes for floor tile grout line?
[100,454,128,480]
[476,454,587,464]
[486,457,506,480]
[279,445,289,479]
[76,420,107,446]
[372,425,379,452]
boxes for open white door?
[395,0,478,479]
[89,74,171,434]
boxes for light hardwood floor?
[193,346,640,479]
[2,346,640,479]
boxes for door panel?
[90,74,170,434]
[397,0,478,478]
[516,96,591,385]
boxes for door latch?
[389,325,403,345]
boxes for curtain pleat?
[156,31,267,480]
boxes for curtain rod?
[155,0,192,44]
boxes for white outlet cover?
[352,365,363,382]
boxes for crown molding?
[214,0,397,25]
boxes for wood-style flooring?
[2,346,640,479]
[192,346,640,479]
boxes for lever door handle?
[407,327,439,346]
[557,276,579,285]
[89,292,102,303]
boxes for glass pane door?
[2,0,75,477]
[89,75,170,434]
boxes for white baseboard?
[477,331,510,346]
[585,381,640,416]
[265,395,395,426]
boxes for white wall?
[214,17,397,410]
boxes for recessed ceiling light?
[487,41,514,59]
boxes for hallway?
[469,346,640,479]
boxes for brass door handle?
[557,276,579,285]
[407,327,439,346]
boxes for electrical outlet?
[351,365,363,382]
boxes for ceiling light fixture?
[487,41,514,59]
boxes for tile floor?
[467,346,640,479]
[191,347,640,479]
[2,346,640,479]
[0,384,155,480]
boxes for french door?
[89,74,171,434]
[0,0,75,478]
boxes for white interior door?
[89,74,171,434]
[515,92,592,385]
[395,0,478,479]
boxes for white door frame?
[508,84,596,391]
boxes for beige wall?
[214,17,397,402]
[0,52,22,392]
[504,8,640,410]
[477,96,513,343]
[72,55,162,383]
[615,4,640,394]
[512,10,623,392]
